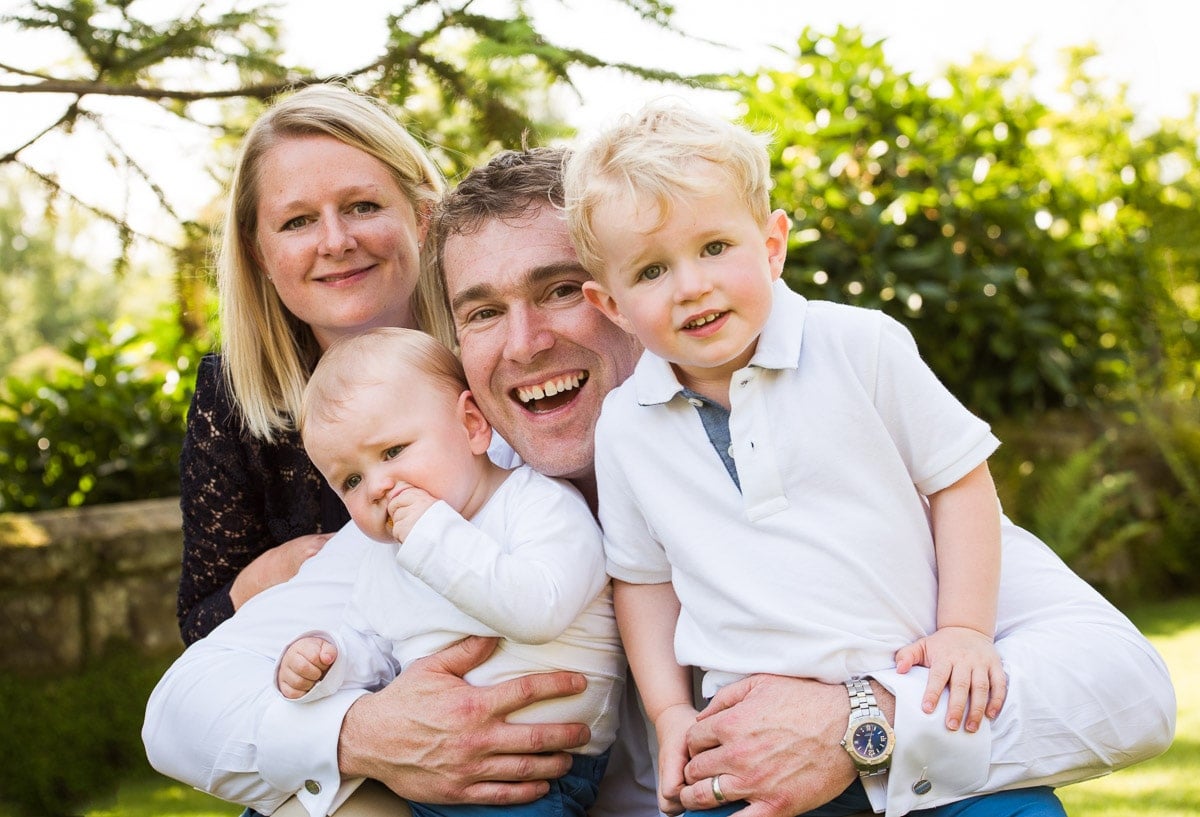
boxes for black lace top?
[176,354,349,644]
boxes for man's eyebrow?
[450,262,589,313]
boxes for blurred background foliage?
[0,6,1198,610]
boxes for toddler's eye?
[638,264,665,282]
[384,445,405,459]
[343,474,362,491]
[703,241,728,257]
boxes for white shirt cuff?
[258,686,370,817]
[870,669,991,816]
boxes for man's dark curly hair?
[427,146,572,333]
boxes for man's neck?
[570,471,599,518]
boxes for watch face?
[852,722,890,760]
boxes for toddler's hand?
[387,483,438,542]
[277,636,338,699]
[895,625,1006,732]
[654,703,700,815]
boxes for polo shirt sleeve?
[870,313,999,496]
[594,396,672,585]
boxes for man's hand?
[337,635,591,805]
[895,625,1006,732]
[277,636,337,699]
[231,533,333,609]
[679,675,872,817]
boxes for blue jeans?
[688,781,1065,817]
[243,752,610,817]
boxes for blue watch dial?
[852,722,890,758]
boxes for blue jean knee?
[917,786,1065,817]
[687,782,1063,817]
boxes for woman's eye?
[351,201,380,215]
[343,474,362,491]
[638,264,664,282]
[703,241,727,257]
[384,445,405,459]
[282,215,310,231]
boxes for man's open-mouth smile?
[514,371,589,413]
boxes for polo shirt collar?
[632,279,809,407]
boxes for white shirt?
[143,366,1175,817]
[291,466,624,757]
[594,282,1176,815]
[143,439,657,817]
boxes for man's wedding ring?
[711,774,727,804]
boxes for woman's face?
[253,135,426,350]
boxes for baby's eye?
[638,264,665,282]
[384,445,405,460]
[343,474,362,491]
[702,241,728,257]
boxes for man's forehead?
[443,215,587,305]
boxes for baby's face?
[306,375,490,543]
[581,174,789,396]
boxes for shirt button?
[687,397,703,407]
[305,780,322,795]
[727,444,735,458]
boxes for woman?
[177,83,453,644]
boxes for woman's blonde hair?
[563,100,774,276]
[218,83,453,441]
[298,327,467,443]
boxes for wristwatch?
[841,678,895,777]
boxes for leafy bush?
[991,397,1200,604]
[0,315,201,512]
[733,27,1200,417]
[0,645,179,817]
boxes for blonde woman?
[178,83,453,643]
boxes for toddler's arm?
[897,461,1005,731]
[276,636,338,700]
[614,579,696,815]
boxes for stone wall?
[0,497,184,677]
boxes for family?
[142,83,1176,817]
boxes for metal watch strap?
[846,677,880,715]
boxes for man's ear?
[765,208,791,282]
[582,280,636,335]
[457,390,493,456]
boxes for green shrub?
[0,646,180,817]
[992,397,1200,604]
[0,315,201,512]
[733,27,1200,418]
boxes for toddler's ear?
[765,208,790,281]
[582,280,636,335]
[457,390,493,455]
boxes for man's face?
[442,206,641,481]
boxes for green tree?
[0,0,692,342]
[732,27,1200,416]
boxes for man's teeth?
[517,373,584,404]
[684,313,721,330]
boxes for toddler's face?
[582,175,788,395]
[306,373,491,543]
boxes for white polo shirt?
[596,281,1000,695]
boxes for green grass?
[1057,595,1198,817]
[6,597,1193,817]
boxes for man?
[144,149,1175,817]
